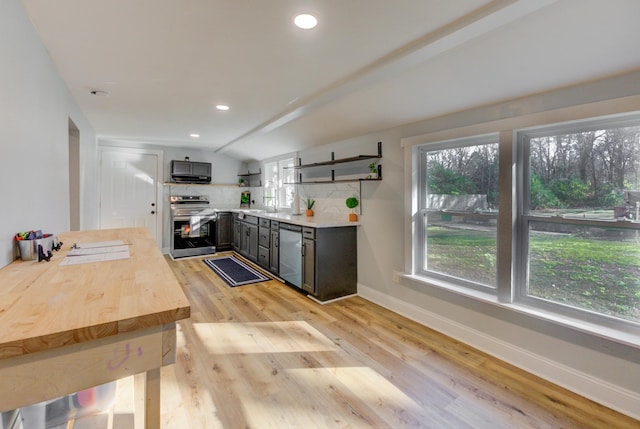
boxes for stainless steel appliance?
[279,223,302,288]
[170,160,212,183]
[170,195,217,258]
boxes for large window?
[520,117,640,325]
[263,157,295,209]
[417,136,499,291]
[414,114,640,329]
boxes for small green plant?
[346,197,358,210]
[305,198,315,209]
[368,162,378,173]
[238,177,246,186]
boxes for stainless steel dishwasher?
[279,223,302,288]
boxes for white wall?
[0,0,98,268]
[300,72,640,419]
[99,141,246,250]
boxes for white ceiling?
[21,0,640,161]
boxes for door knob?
[151,203,156,207]
[151,210,156,214]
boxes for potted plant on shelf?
[346,197,359,221]
[238,177,246,187]
[305,198,315,217]
[368,162,378,179]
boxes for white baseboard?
[357,283,640,421]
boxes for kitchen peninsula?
[0,228,190,428]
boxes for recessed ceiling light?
[216,104,230,111]
[294,13,317,30]
[190,133,200,138]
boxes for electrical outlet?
[392,270,400,283]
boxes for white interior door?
[99,150,158,241]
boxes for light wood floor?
[100,252,639,428]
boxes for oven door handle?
[173,215,217,222]
[173,215,193,221]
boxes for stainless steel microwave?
[170,160,212,183]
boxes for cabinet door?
[232,218,241,251]
[216,213,233,250]
[302,237,315,294]
[269,229,279,274]
[240,223,250,257]
[248,224,259,262]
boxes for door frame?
[68,119,81,231]
[98,146,164,247]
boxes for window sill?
[401,273,640,350]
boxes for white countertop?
[219,209,359,228]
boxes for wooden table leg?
[135,368,161,429]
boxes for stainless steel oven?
[170,195,217,258]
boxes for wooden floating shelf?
[237,169,262,177]
[164,182,237,187]
[284,178,382,185]
[286,154,380,169]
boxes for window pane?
[263,157,295,209]
[279,158,294,208]
[528,221,640,323]
[426,144,499,210]
[422,142,499,288]
[425,214,497,287]
[263,161,278,209]
[528,125,640,220]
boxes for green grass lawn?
[426,225,640,323]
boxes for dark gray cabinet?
[232,214,241,252]
[257,218,270,269]
[301,226,357,301]
[229,213,356,301]
[302,229,316,294]
[216,212,233,251]
[269,221,279,274]
[239,215,258,262]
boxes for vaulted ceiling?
[22,0,640,161]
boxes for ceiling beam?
[216,0,559,154]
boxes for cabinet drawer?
[258,246,269,267]
[259,218,270,228]
[258,226,270,248]
[302,227,315,239]
[243,215,258,225]
[270,221,279,230]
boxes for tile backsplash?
[296,183,361,215]
[165,182,361,215]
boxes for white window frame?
[415,134,500,294]
[263,155,295,209]
[404,101,640,345]
[515,114,640,332]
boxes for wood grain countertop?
[0,228,191,360]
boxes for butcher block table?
[0,228,191,428]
